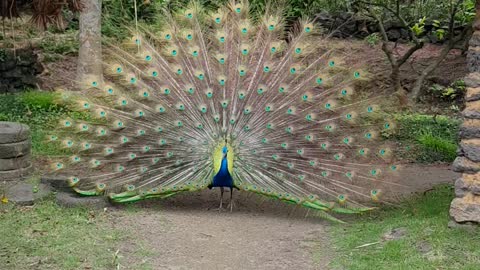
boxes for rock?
[459,120,480,139]
[5,182,34,206]
[4,183,52,206]
[455,177,469,197]
[464,72,480,88]
[0,122,30,144]
[468,31,480,47]
[41,174,71,191]
[382,227,407,241]
[465,86,480,102]
[467,46,480,73]
[459,139,480,162]
[454,174,480,197]
[452,157,480,173]
[0,48,42,93]
[462,100,480,119]
[0,154,31,171]
[450,194,480,223]
[55,191,110,209]
[416,241,432,254]
[399,28,410,41]
[447,220,478,229]
[0,140,31,159]
[386,29,401,41]
[0,164,33,181]
[463,109,480,119]
[33,183,53,201]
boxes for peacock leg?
[219,187,224,209]
[229,187,234,212]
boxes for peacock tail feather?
[47,0,401,221]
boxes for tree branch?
[409,0,467,100]
[354,0,422,45]
[398,42,424,66]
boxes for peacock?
[47,0,400,222]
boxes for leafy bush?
[428,80,466,100]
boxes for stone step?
[0,164,33,181]
[5,183,52,206]
[40,174,71,192]
[0,122,30,143]
[0,154,31,171]
[0,140,31,159]
[55,191,110,209]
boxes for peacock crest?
[48,0,400,222]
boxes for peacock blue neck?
[211,146,234,188]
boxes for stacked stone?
[450,10,480,223]
[0,48,43,94]
[0,122,33,181]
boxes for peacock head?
[222,146,228,155]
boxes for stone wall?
[0,47,43,94]
[450,2,480,224]
[315,11,466,44]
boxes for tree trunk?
[391,65,401,92]
[76,0,102,90]
[410,45,453,100]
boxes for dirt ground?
[103,164,458,270]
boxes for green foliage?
[20,91,61,110]
[0,91,88,156]
[102,0,170,39]
[39,34,78,55]
[384,113,460,163]
[328,185,480,270]
[99,0,352,40]
[0,48,6,62]
[357,0,475,43]
[364,33,380,46]
[96,0,475,42]
[39,31,78,61]
[411,17,426,37]
[428,80,466,100]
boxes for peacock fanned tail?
[48,0,401,221]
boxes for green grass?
[0,91,89,157]
[0,198,127,269]
[383,113,461,163]
[327,185,480,270]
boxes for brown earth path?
[104,164,458,270]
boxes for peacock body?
[48,0,399,221]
